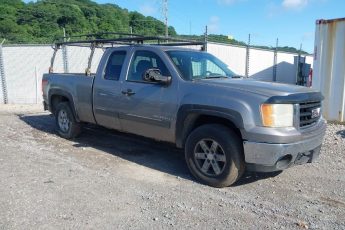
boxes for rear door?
[93,47,131,130]
[117,48,178,142]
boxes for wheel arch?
[175,105,244,148]
[49,89,79,122]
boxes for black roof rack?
[53,32,205,48]
[49,32,206,75]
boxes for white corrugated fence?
[0,42,313,105]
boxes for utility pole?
[163,0,168,37]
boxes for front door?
[118,49,178,142]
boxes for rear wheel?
[185,124,244,187]
[55,102,81,139]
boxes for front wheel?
[185,124,244,187]
[55,102,81,139]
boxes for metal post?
[163,0,168,37]
[203,25,208,52]
[273,38,278,82]
[62,28,69,73]
[35,66,38,104]
[245,34,251,78]
[296,43,302,85]
[0,39,8,104]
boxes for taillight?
[42,79,48,94]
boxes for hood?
[196,78,316,97]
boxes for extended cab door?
[117,48,178,142]
[93,47,131,130]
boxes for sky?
[106,0,345,53]
[24,0,345,52]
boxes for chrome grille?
[299,101,321,128]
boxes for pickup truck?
[42,38,326,187]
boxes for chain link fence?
[0,42,313,104]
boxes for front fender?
[175,104,244,148]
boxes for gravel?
[0,104,344,229]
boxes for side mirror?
[143,68,172,85]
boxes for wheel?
[55,102,81,139]
[185,124,244,187]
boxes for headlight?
[260,104,294,127]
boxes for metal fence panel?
[248,48,275,81]
[0,69,3,103]
[2,45,64,104]
[207,43,246,76]
[276,52,296,84]
[67,46,104,74]
[0,43,313,104]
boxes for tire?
[185,124,245,188]
[55,102,81,139]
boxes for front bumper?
[243,120,326,172]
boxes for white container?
[313,17,345,122]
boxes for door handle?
[121,89,136,96]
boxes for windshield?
[166,50,236,80]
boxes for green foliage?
[0,0,307,53]
[0,0,175,43]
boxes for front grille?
[299,101,321,128]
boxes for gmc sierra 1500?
[42,35,326,187]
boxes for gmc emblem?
[311,108,321,118]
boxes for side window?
[128,50,170,82]
[104,51,126,81]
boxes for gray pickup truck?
[42,36,326,187]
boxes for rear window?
[104,51,126,81]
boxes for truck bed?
[42,73,96,124]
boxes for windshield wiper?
[204,75,228,79]
[231,75,243,78]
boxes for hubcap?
[58,109,70,133]
[193,139,226,176]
